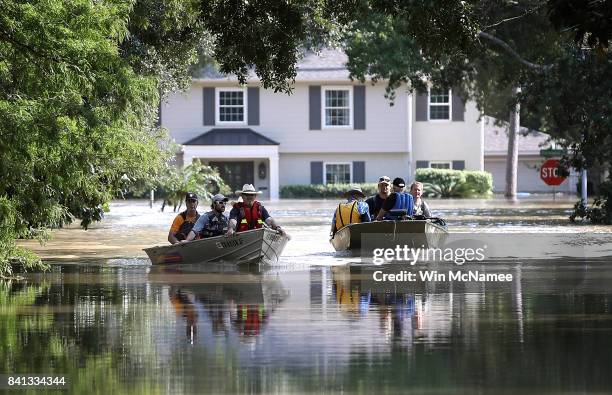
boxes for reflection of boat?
[150,264,288,341]
[330,220,448,251]
[144,228,289,265]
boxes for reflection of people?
[376,177,414,221]
[226,184,284,236]
[168,288,198,344]
[366,176,391,218]
[410,181,432,217]
[331,187,371,236]
[232,305,268,337]
[185,193,229,241]
[168,192,200,244]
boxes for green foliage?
[156,162,230,212]
[416,169,493,198]
[280,184,379,199]
[569,179,612,224]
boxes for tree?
[0,0,346,272]
[345,0,563,199]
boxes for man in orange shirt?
[168,192,201,244]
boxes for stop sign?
[540,159,566,186]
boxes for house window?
[430,161,452,169]
[322,87,352,128]
[428,88,451,121]
[216,88,246,124]
[324,163,351,184]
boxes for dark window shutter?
[310,161,323,184]
[452,160,465,170]
[247,87,259,125]
[353,86,366,129]
[415,92,428,121]
[309,86,321,130]
[353,161,365,182]
[451,90,465,121]
[416,160,429,169]
[203,87,215,125]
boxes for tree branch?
[478,31,554,72]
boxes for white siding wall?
[163,82,409,152]
[279,153,411,185]
[412,99,483,171]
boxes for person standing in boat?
[183,193,230,241]
[410,181,432,217]
[168,192,201,244]
[226,184,285,236]
[375,177,415,221]
[366,176,392,218]
[331,187,371,236]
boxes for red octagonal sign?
[540,159,567,186]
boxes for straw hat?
[235,184,262,196]
[343,186,366,199]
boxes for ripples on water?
[3,198,612,394]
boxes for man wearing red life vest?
[226,184,285,236]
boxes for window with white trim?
[430,161,452,169]
[216,88,246,124]
[428,88,451,120]
[322,87,352,127]
[325,163,351,184]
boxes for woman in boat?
[226,184,285,236]
[183,193,230,241]
[168,192,201,244]
[410,181,432,217]
[331,186,371,236]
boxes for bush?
[570,179,612,224]
[280,183,379,198]
[415,168,493,198]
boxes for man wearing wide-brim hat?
[331,186,371,236]
[226,184,285,236]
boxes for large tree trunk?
[505,87,521,199]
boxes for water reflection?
[1,261,612,394]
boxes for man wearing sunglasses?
[365,176,392,218]
[184,193,230,241]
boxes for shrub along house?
[161,49,553,199]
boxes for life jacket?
[235,201,264,232]
[199,211,229,238]
[335,201,361,232]
[384,192,414,219]
[176,211,200,240]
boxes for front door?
[210,161,254,194]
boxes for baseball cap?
[212,193,229,203]
[185,192,198,201]
[392,177,406,188]
[378,176,391,184]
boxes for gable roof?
[484,116,552,155]
[183,128,279,146]
[195,48,351,82]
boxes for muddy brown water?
[4,197,612,394]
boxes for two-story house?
[161,49,484,200]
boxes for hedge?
[280,183,379,198]
[415,168,493,198]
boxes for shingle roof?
[195,48,351,82]
[484,116,551,155]
[183,128,279,146]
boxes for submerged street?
[5,198,612,394]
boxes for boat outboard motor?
[386,209,408,220]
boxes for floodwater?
[4,198,612,394]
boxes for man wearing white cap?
[184,193,230,241]
[226,184,284,236]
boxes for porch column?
[269,154,279,200]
